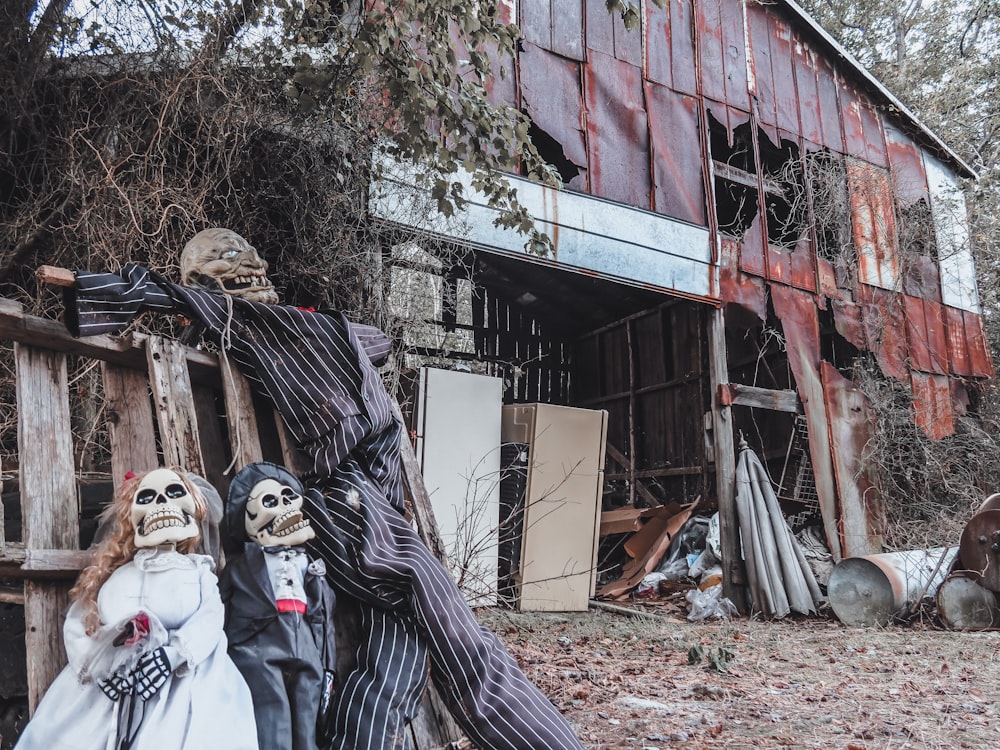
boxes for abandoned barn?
[0,0,995,744]
[372,0,992,595]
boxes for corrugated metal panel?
[822,362,883,556]
[644,0,673,87]
[645,82,706,226]
[944,305,973,377]
[768,17,801,136]
[745,0,777,135]
[847,158,899,291]
[520,43,589,191]
[839,84,868,159]
[584,0,639,65]
[583,50,651,208]
[720,0,750,110]
[719,237,767,317]
[925,155,980,313]
[885,124,929,205]
[831,299,866,349]
[922,298,950,375]
[858,98,888,167]
[770,284,842,561]
[814,54,845,153]
[911,372,955,440]
[793,43,823,145]
[552,0,585,60]
[860,287,908,380]
[669,0,698,95]
[696,0,727,103]
[964,310,995,378]
[903,294,933,373]
[738,215,767,277]
[520,0,553,51]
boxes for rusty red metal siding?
[520,43,589,191]
[944,305,973,377]
[963,309,995,378]
[911,372,956,439]
[860,287,908,380]
[793,45,823,146]
[583,51,651,207]
[745,1,777,137]
[645,82,707,225]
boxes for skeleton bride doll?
[15,468,258,750]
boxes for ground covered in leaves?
[477,607,998,750]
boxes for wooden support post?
[147,335,204,475]
[708,307,747,612]
[16,344,78,712]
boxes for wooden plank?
[193,384,230,493]
[719,383,799,413]
[708,307,747,611]
[273,409,310,476]
[604,443,661,507]
[0,297,220,383]
[147,335,204,475]
[102,363,159,486]
[16,343,78,711]
[398,425,449,565]
[218,357,265,471]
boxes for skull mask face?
[180,228,279,304]
[244,478,315,547]
[130,469,200,548]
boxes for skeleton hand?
[98,666,132,701]
[132,646,176,700]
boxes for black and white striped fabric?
[67,266,585,750]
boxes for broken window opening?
[818,306,862,374]
[804,151,854,280]
[896,198,938,261]
[708,112,759,238]
[524,119,582,184]
[759,133,808,250]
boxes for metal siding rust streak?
[552,0,585,60]
[644,0,673,87]
[519,0,552,50]
[793,42,823,145]
[847,159,899,290]
[612,1,642,65]
[519,43,589,174]
[696,0,727,103]
[744,1,777,140]
[903,294,933,373]
[838,83,868,158]
[860,99,888,167]
[831,299,866,349]
[821,361,884,556]
[860,286,908,380]
[902,254,942,303]
[767,16,801,136]
[583,0,615,57]
[944,305,973,376]
[645,81,707,226]
[885,125,930,205]
[923,299,949,375]
[737,214,767,277]
[770,284,843,561]
[718,238,767,317]
[720,0,750,110]
[814,54,845,153]
[583,51,651,209]
[963,310,995,378]
[671,0,699,95]
[911,371,955,440]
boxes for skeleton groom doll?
[219,462,337,750]
[14,468,257,750]
[64,228,587,750]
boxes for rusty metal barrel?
[958,493,1000,592]
[827,548,957,626]
[936,571,1000,630]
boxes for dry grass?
[478,608,999,750]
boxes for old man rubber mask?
[180,227,279,304]
[130,468,200,548]
[244,478,315,547]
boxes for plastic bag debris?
[686,583,738,621]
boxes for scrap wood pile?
[595,442,830,622]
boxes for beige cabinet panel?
[501,404,607,611]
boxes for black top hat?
[225,462,304,544]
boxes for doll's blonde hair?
[70,468,208,634]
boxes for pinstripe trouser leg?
[304,455,584,750]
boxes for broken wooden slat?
[218,357,265,471]
[102,362,159,486]
[146,335,204,476]
[16,343,78,712]
[718,383,799,412]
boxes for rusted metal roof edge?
[780,0,978,180]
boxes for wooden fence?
[0,292,462,747]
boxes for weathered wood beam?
[147,335,205,475]
[718,383,800,413]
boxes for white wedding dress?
[15,548,258,750]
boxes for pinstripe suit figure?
[65,237,584,750]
